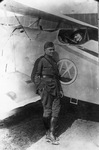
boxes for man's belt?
[42,75,55,78]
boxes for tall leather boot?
[43,117,51,138]
[49,117,59,145]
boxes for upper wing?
[0,0,98,29]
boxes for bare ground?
[0,97,99,150]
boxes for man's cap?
[44,42,54,50]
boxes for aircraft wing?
[0,0,98,30]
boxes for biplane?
[0,0,98,119]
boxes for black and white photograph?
[0,0,98,149]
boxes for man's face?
[45,47,55,57]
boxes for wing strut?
[28,18,41,28]
[9,2,32,41]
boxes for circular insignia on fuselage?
[57,58,77,85]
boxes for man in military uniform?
[35,41,63,145]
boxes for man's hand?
[60,91,64,98]
[34,75,41,85]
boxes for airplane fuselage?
[0,26,98,109]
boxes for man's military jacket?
[35,54,62,96]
